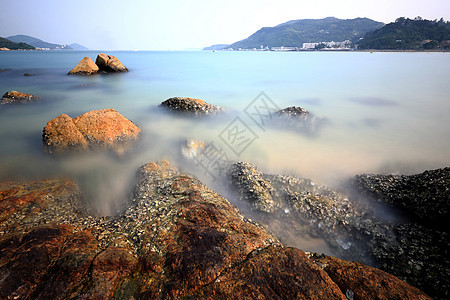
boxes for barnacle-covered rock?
[160,97,223,116]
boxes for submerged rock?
[180,139,205,159]
[1,90,40,104]
[95,53,128,72]
[160,97,223,116]
[0,161,430,299]
[42,108,141,155]
[68,57,99,75]
[225,161,448,300]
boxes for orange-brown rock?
[1,90,40,104]
[197,246,347,299]
[42,114,88,152]
[67,56,99,75]
[310,253,432,300]
[0,161,432,299]
[95,53,128,72]
[42,109,141,155]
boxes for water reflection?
[348,96,398,106]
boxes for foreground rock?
[226,161,448,300]
[42,108,141,155]
[350,167,449,228]
[95,53,128,72]
[160,97,223,116]
[308,253,431,300]
[0,161,430,299]
[1,90,40,104]
[68,57,99,75]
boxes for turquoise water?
[0,50,449,214]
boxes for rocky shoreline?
[0,62,448,298]
[224,161,449,300]
[0,161,434,299]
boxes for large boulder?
[67,57,99,75]
[42,108,141,155]
[0,161,431,299]
[1,90,40,104]
[160,97,223,116]
[95,53,128,72]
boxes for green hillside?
[228,17,384,49]
[358,17,450,50]
[7,35,72,50]
[0,37,35,50]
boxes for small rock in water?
[1,90,40,104]
[273,106,327,135]
[160,97,223,116]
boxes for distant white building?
[271,46,298,51]
[302,40,352,50]
[302,43,320,49]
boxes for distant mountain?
[358,17,450,50]
[228,17,384,49]
[7,35,72,50]
[203,44,229,50]
[69,43,89,50]
[0,37,35,50]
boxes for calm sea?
[1,50,449,218]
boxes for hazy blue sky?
[1,0,449,50]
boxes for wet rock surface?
[0,160,430,299]
[42,108,141,155]
[226,161,448,300]
[227,162,277,213]
[67,57,99,75]
[1,90,40,104]
[95,53,128,73]
[350,167,449,228]
[160,97,223,116]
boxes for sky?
[0,0,449,50]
